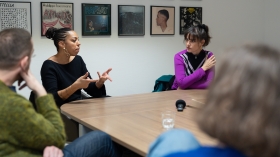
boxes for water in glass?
[162,118,174,129]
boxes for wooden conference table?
[61,90,217,156]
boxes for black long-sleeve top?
[41,55,106,107]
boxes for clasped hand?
[43,146,63,157]
[202,55,216,71]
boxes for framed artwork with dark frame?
[179,7,202,34]
[150,6,175,35]
[118,5,145,36]
[41,2,73,36]
[0,1,32,34]
[82,3,111,36]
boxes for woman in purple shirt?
[172,24,216,90]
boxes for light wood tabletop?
[61,90,217,156]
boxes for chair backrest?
[29,91,37,110]
[153,75,175,92]
[81,89,92,99]
[81,89,111,99]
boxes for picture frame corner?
[81,3,111,36]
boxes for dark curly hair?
[45,27,72,51]
[158,9,169,21]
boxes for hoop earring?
[63,48,70,57]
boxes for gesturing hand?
[95,68,112,88]
[202,55,216,71]
[43,146,63,157]
[97,68,113,83]
[75,72,98,89]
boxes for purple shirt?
[172,49,215,89]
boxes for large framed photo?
[180,7,202,34]
[41,2,73,36]
[150,6,175,35]
[118,5,145,36]
[0,1,32,34]
[82,3,111,36]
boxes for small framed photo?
[118,5,145,36]
[0,1,32,34]
[150,6,175,35]
[82,3,111,36]
[180,7,202,34]
[41,2,74,36]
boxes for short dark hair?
[184,24,211,46]
[198,43,280,157]
[158,9,169,21]
[45,27,72,51]
[0,28,32,69]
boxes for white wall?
[5,0,265,98]
[264,0,280,50]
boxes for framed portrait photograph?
[82,3,111,36]
[180,7,202,34]
[118,5,145,36]
[0,1,32,34]
[41,2,73,36]
[150,6,175,35]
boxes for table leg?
[79,124,91,137]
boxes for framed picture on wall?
[41,2,74,36]
[118,5,145,36]
[150,6,175,35]
[179,7,202,34]
[0,1,32,34]
[82,3,111,36]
